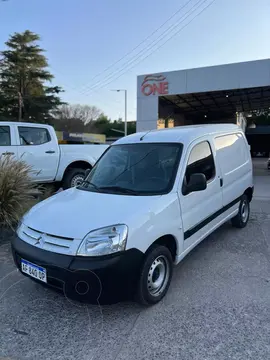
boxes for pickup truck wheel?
[136,245,173,306]
[63,168,86,189]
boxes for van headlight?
[77,225,128,256]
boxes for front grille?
[18,225,82,256]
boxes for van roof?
[115,124,241,145]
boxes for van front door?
[179,139,223,251]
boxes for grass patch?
[0,155,38,229]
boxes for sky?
[0,0,270,121]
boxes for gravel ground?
[0,159,269,360]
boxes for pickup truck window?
[18,127,51,146]
[0,126,11,146]
[80,143,183,196]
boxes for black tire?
[62,168,86,189]
[231,194,250,228]
[136,245,173,306]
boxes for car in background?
[0,122,108,188]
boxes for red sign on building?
[141,74,168,96]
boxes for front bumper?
[11,236,144,303]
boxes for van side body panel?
[214,131,253,207]
[175,129,253,264]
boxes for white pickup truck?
[0,122,109,189]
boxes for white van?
[12,124,253,305]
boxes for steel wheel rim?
[71,174,84,187]
[147,255,170,297]
[241,200,249,223]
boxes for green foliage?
[0,30,64,122]
[253,114,270,126]
[93,117,136,137]
[247,111,270,127]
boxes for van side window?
[0,126,11,146]
[184,141,215,186]
[18,127,51,146]
[214,133,247,174]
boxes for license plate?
[21,259,47,283]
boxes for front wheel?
[62,168,87,189]
[231,194,250,228]
[136,245,173,306]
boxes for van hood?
[23,188,161,239]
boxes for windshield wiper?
[80,182,139,195]
[80,180,100,191]
[98,186,139,195]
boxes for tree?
[54,104,102,126]
[90,117,136,137]
[247,110,270,127]
[50,106,136,137]
[0,30,64,122]
[51,104,103,133]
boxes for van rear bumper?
[11,236,144,303]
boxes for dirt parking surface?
[0,159,270,360]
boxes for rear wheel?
[136,245,173,306]
[231,194,250,228]
[62,168,87,189]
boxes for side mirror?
[84,169,91,179]
[183,173,207,195]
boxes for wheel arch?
[146,234,178,262]
[244,186,253,202]
[62,160,92,181]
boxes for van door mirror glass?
[184,173,207,195]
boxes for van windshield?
[79,143,183,195]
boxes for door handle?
[220,178,223,187]
[3,152,15,156]
[45,150,55,154]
